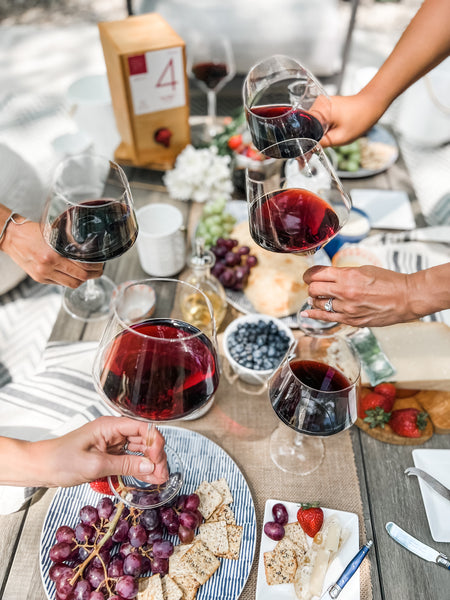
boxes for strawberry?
[297,503,324,538]
[373,382,397,403]
[363,406,391,429]
[89,477,116,495]
[154,127,172,147]
[358,391,394,419]
[227,133,243,151]
[389,409,428,438]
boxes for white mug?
[136,204,186,276]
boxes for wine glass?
[246,137,353,336]
[92,278,220,508]
[187,34,236,139]
[41,153,138,321]
[243,54,331,157]
[268,333,360,475]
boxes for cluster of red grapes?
[48,492,202,600]
[210,237,258,291]
[263,502,289,541]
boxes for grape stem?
[69,501,125,586]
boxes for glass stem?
[82,278,99,302]
[293,432,305,448]
[207,90,217,136]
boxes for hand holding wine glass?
[188,34,235,139]
[41,153,138,321]
[92,278,220,508]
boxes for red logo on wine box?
[128,54,147,76]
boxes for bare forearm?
[407,263,450,319]
[0,437,55,487]
[361,0,450,112]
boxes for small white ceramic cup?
[136,204,186,277]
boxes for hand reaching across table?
[0,416,169,488]
[301,263,450,328]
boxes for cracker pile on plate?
[137,478,243,600]
[231,220,310,318]
[264,516,348,600]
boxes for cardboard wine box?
[98,13,191,170]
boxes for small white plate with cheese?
[256,499,359,600]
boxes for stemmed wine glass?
[187,34,236,139]
[41,153,138,321]
[243,54,331,157]
[246,137,353,336]
[92,278,220,508]
[268,333,360,475]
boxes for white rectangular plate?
[256,499,360,599]
[350,188,415,230]
[412,449,450,542]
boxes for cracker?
[181,540,221,584]
[264,547,297,585]
[168,544,193,577]
[161,575,183,600]
[211,477,233,505]
[206,503,236,525]
[137,574,164,600]
[194,481,223,519]
[274,534,305,562]
[199,520,229,556]
[284,521,309,555]
[222,524,243,560]
[171,574,200,600]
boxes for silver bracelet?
[0,211,30,244]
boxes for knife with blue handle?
[319,540,373,599]
[386,522,450,569]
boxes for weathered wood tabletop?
[1,126,449,600]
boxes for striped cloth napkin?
[359,228,450,326]
[0,340,118,514]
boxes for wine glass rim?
[288,356,361,393]
[112,277,217,341]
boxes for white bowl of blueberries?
[223,314,296,386]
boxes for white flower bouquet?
[163,145,233,203]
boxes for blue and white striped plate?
[40,426,257,600]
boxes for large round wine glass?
[41,153,138,321]
[92,278,220,508]
[187,34,236,139]
[243,55,331,157]
[268,333,360,475]
[246,137,352,336]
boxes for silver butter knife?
[386,522,450,570]
[405,467,450,502]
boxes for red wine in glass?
[246,104,324,157]
[270,359,356,436]
[192,61,230,90]
[100,318,220,421]
[49,198,137,262]
[249,187,340,255]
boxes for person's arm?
[0,416,169,488]
[322,0,450,147]
[301,263,450,328]
[0,204,102,287]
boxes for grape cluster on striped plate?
[48,491,202,600]
[210,238,258,291]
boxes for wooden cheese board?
[355,386,450,445]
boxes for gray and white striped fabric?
[0,278,61,387]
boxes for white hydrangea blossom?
[163,145,233,203]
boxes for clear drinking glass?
[41,153,138,321]
[92,278,220,507]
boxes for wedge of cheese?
[361,322,450,391]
